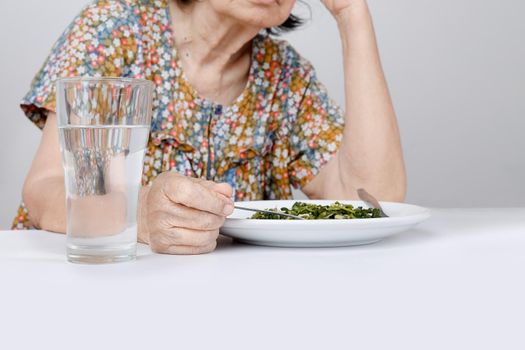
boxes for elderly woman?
[14,0,405,254]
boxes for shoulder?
[71,0,169,34]
[254,35,316,81]
[76,0,137,25]
[56,0,140,50]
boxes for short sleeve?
[287,66,345,189]
[21,0,141,129]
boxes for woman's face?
[208,0,296,29]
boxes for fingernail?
[223,204,234,216]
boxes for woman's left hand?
[321,0,368,20]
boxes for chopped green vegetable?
[250,202,381,220]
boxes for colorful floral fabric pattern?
[12,0,344,229]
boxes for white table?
[1,209,525,350]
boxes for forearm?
[23,176,67,233]
[24,177,152,241]
[336,1,406,200]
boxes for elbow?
[384,187,406,203]
[355,184,406,203]
[22,180,44,229]
[380,175,407,203]
[22,180,39,222]
[353,172,407,203]
[22,178,66,233]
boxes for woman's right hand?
[138,172,234,255]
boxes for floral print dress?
[12,0,344,229]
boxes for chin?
[215,0,295,29]
[239,9,292,29]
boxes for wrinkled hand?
[321,0,368,20]
[139,172,234,255]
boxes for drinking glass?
[56,77,153,264]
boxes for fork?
[357,188,389,218]
[234,206,306,220]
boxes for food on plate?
[250,201,381,220]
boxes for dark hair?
[266,14,303,35]
[176,0,303,35]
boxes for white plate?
[221,200,430,248]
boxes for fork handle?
[234,206,305,220]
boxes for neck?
[170,1,261,71]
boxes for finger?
[198,181,234,199]
[163,177,234,216]
[150,235,217,255]
[150,226,219,248]
[163,242,217,255]
[211,183,234,199]
[148,204,225,231]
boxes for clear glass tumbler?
[56,77,153,264]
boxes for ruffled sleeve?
[20,0,141,129]
[287,62,345,189]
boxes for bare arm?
[303,0,406,202]
[22,112,67,232]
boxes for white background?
[0,0,524,228]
